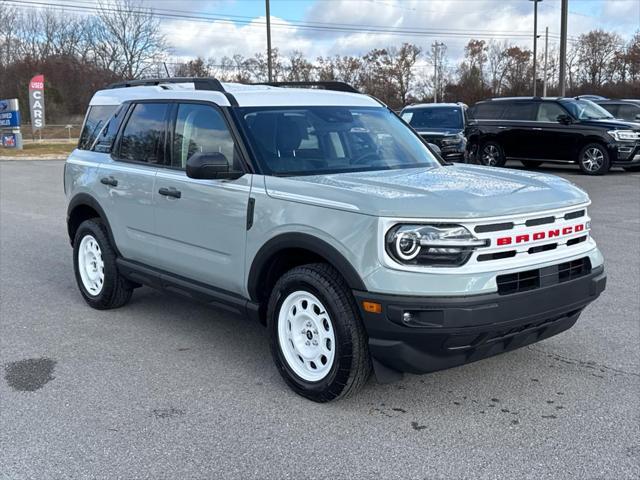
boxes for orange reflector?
[362,301,382,314]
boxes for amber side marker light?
[362,301,382,314]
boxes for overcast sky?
[22,0,640,63]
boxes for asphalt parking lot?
[1,159,638,480]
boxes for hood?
[264,164,589,219]
[579,118,640,130]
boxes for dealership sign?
[29,74,45,132]
[0,98,20,128]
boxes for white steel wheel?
[277,290,336,382]
[78,234,105,296]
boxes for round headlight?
[395,231,421,260]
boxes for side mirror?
[557,114,573,125]
[634,114,640,122]
[427,142,442,156]
[186,152,242,180]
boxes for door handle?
[532,127,543,131]
[158,187,181,199]
[497,126,507,129]
[100,176,118,187]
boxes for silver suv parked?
[66,78,606,402]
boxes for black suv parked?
[469,97,640,175]
[400,103,471,162]
[594,99,640,123]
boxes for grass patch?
[0,142,76,158]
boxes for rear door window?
[502,102,536,121]
[117,103,169,164]
[78,105,117,150]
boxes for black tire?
[624,166,640,172]
[267,263,371,402]
[521,160,543,169]
[479,141,506,167]
[73,219,133,309]
[578,143,610,175]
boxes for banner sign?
[0,98,20,128]
[29,74,45,132]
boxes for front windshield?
[401,107,463,129]
[237,106,440,176]
[561,99,614,120]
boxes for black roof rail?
[254,81,360,93]
[107,77,226,92]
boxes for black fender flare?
[247,232,367,301]
[66,193,118,253]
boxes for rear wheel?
[521,160,543,169]
[267,263,371,402]
[480,141,506,167]
[73,219,133,309]
[578,143,610,175]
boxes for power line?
[4,0,568,41]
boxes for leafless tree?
[287,50,314,82]
[487,40,509,96]
[94,0,168,78]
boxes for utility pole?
[530,0,542,96]
[559,0,568,96]
[265,0,273,82]
[433,43,438,103]
[543,26,549,96]
[432,41,445,103]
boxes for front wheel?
[578,143,610,175]
[267,263,371,402]
[479,141,506,167]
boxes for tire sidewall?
[73,220,118,307]
[480,141,506,167]
[267,272,355,401]
[579,143,610,175]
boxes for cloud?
[153,0,640,63]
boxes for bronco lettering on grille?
[496,223,586,246]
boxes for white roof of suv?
[89,81,381,108]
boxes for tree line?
[1,0,638,122]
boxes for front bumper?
[609,141,640,166]
[354,265,605,375]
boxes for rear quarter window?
[78,105,117,150]
[472,103,506,120]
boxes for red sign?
[496,223,587,246]
[29,75,44,90]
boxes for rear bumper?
[354,265,605,375]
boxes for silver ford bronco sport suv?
[65,78,606,402]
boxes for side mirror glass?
[186,152,242,180]
[557,114,573,125]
